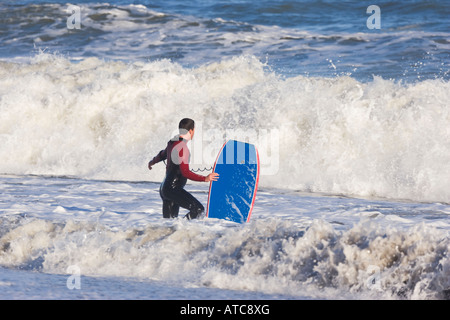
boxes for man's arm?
[177,143,219,182]
[148,148,167,170]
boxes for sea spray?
[1,53,449,202]
[0,216,448,299]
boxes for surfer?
[148,118,219,219]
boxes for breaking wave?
[0,216,448,299]
[0,53,449,202]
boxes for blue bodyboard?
[206,140,260,223]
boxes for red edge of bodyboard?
[206,140,228,218]
[246,146,260,223]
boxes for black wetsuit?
[149,137,206,219]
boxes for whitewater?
[1,54,449,202]
[0,0,449,301]
[0,54,449,300]
[1,173,449,300]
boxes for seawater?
[0,0,449,300]
[0,175,449,300]
[0,0,449,81]
[0,54,448,203]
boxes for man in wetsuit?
[148,118,219,219]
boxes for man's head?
[179,118,195,140]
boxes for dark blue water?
[0,0,449,81]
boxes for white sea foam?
[2,2,448,81]
[0,171,449,300]
[0,53,449,203]
[1,0,449,302]
[0,206,448,299]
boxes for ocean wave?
[0,215,448,299]
[1,2,448,81]
[0,53,449,202]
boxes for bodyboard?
[206,140,260,223]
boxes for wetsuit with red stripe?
[149,136,206,219]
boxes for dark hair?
[179,118,195,133]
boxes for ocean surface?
[0,0,449,300]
